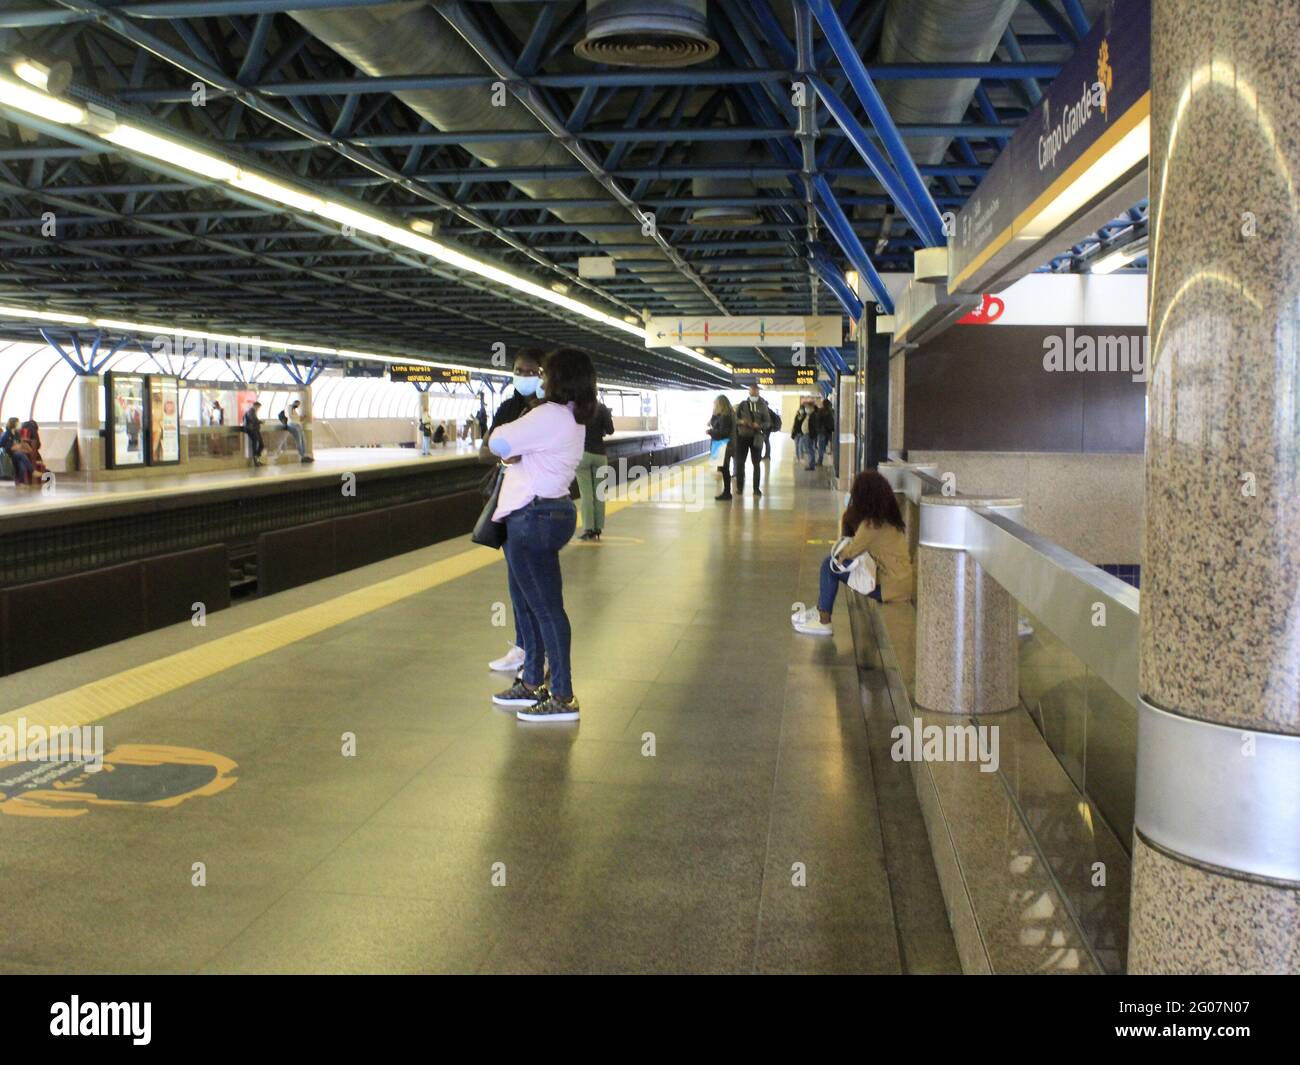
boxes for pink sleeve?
[491,403,554,457]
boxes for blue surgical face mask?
[513,374,539,396]
[536,381,546,399]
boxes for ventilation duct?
[689,140,761,228]
[876,0,1021,167]
[575,0,719,68]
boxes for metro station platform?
[0,444,958,975]
[0,431,661,524]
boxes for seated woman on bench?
[792,469,912,636]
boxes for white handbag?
[829,536,877,595]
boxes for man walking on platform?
[733,384,772,496]
[808,397,834,470]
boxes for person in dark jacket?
[807,397,835,470]
[762,408,781,459]
[791,398,813,463]
[1,417,34,485]
[575,400,616,540]
[708,395,736,501]
[479,349,543,465]
[733,385,773,495]
[242,401,265,467]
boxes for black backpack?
[278,409,289,427]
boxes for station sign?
[646,315,842,349]
[948,0,1150,294]
[730,366,819,388]
[388,365,471,385]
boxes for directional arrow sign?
[645,315,843,349]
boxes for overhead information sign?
[948,0,1150,294]
[646,316,842,348]
[388,365,471,385]
[731,367,819,388]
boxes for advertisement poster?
[106,372,146,468]
[149,375,180,464]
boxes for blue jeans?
[811,433,830,467]
[818,554,881,614]
[503,498,578,698]
[10,451,34,485]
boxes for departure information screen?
[388,365,471,384]
[730,367,819,388]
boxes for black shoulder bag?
[471,466,508,549]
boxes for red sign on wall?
[958,293,1005,325]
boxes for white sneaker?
[791,608,833,636]
[790,611,832,637]
[489,644,526,672]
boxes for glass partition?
[1017,606,1138,849]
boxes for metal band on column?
[1136,698,1300,882]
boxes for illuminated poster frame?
[104,371,147,468]
[148,375,181,466]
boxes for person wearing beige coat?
[793,470,912,636]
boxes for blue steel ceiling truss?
[0,0,1120,385]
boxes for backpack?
[771,410,782,432]
[278,409,288,427]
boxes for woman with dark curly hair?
[486,347,596,722]
[792,469,912,636]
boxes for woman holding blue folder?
[708,395,736,502]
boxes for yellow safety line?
[1,494,638,733]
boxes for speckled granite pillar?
[888,353,905,454]
[1130,0,1300,973]
[914,496,1021,716]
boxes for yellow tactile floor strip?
[2,495,638,733]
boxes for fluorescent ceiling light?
[0,304,89,324]
[0,77,736,377]
[12,60,51,91]
[231,170,323,214]
[1091,238,1148,274]
[0,74,85,125]
[1,302,511,378]
[104,125,237,181]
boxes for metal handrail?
[883,460,1139,706]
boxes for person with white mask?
[481,348,545,674]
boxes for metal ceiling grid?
[0,0,1100,386]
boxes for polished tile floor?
[0,442,958,974]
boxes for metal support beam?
[812,176,894,314]
[804,0,947,248]
[811,248,863,321]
